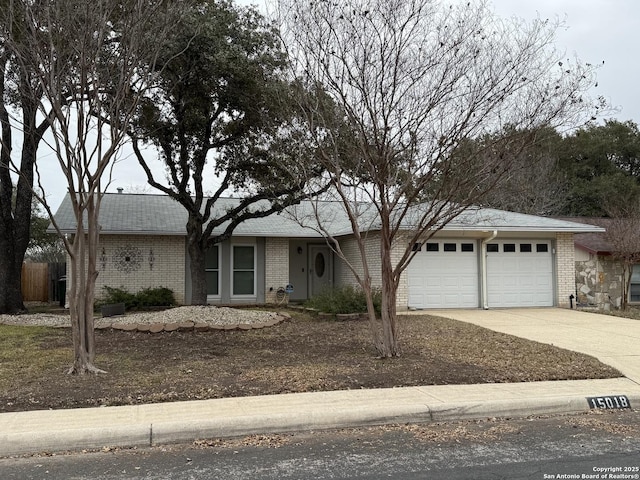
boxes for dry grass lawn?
[0,308,621,413]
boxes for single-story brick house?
[52,193,603,310]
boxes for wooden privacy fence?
[21,262,66,303]
[21,263,49,302]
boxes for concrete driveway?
[407,308,640,384]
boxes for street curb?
[151,404,434,446]
[3,392,638,457]
[1,424,151,457]
[430,396,597,421]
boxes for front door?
[309,245,332,297]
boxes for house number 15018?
[586,395,631,409]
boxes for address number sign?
[586,395,631,409]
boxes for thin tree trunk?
[67,215,105,375]
[378,235,399,357]
[362,277,383,354]
[622,263,631,311]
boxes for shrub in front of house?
[98,286,175,311]
[99,286,136,310]
[304,285,381,315]
[134,287,175,308]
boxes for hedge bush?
[304,285,381,315]
[98,286,175,311]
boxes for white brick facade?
[264,237,290,304]
[556,232,575,308]
[92,235,186,304]
[335,233,409,310]
[336,234,380,287]
[66,231,578,311]
[392,235,409,311]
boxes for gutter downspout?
[481,230,498,310]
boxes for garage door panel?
[487,240,553,308]
[407,239,479,309]
[442,276,464,288]
[424,277,443,288]
[499,258,519,269]
[518,277,535,288]
[460,277,476,288]
[536,277,551,287]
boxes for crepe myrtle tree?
[129,0,327,305]
[603,195,640,311]
[277,0,604,357]
[3,0,190,374]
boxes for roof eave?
[575,243,612,256]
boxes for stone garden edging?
[95,312,291,333]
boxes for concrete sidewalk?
[2,378,639,457]
[2,307,640,457]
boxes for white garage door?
[407,239,479,309]
[486,240,554,307]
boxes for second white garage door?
[486,240,554,307]
[407,239,479,309]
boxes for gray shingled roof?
[451,208,607,233]
[557,217,613,254]
[52,194,189,235]
[51,193,605,237]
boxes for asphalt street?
[2,410,639,480]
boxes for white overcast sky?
[35,0,639,211]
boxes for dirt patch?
[0,310,621,412]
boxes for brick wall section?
[392,234,409,311]
[91,235,186,304]
[264,237,289,304]
[556,232,575,308]
[336,233,408,310]
[336,234,380,287]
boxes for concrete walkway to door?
[411,308,640,384]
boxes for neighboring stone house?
[570,218,629,311]
[52,193,603,310]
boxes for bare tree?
[604,199,640,310]
[3,0,188,374]
[0,3,51,314]
[469,127,568,215]
[277,0,602,357]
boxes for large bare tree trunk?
[187,219,208,305]
[0,238,25,313]
[0,52,48,314]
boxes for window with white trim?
[232,245,255,296]
[205,245,220,296]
